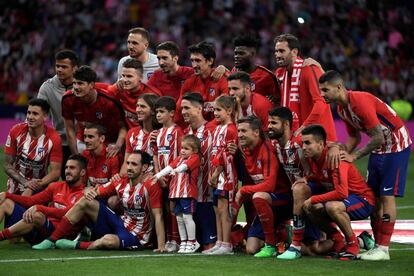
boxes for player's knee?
[292,183,309,198]
[1,199,15,213]
[101,235,119,249]
[107,196,120,212]
[252,192,269,200]
[32,212,45,226]
[325,202,342,216]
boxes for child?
[153,135,201,253]
[152,96,183,252]
[205,95,239,255]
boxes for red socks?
[345,233,359,255]
[78,241,93,250]
[379,221,395,246]
[253,197,275,246]
[371,218,382,244]
[0,228,12,241]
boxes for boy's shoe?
[56,239,78,249]
[32,239,55,250]
[254,244,276,257]
[165,240,179,252]
[360,247,390,261]
[209,245,234,255]
[185,241,200,253]
[276,246,301,260]
[202,243,221,254]
[178,242,188,254]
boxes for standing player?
[0,155,87,245]
[319,70,412,261]
[274,34,336,141]
[117,27,159,83]
[233,34,280,104]
[227,71,274,130]
[105,58,160,128]
[4,99,62,196]
[180,41,228,121]
[62,66,127,157]
[286,125,375,260]
[153,135,201,253]
[37,49,79,179]
[82,123,119,187]
[206,95,239,255]
[181,92,217,251]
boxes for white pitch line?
[1,249,414,264]
[397,205,414,210]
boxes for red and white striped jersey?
[338,91,412,154]
[210,123,238,193]
[185,122,215,202]
[98,177,157,245]
[272,136,310,184]
[5,123,62,194]
[153,125,183,171]
[169,154,200,199]
[125,126,153,156]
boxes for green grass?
[0,148,413,275]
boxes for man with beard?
[4,99,62,196]
[32,151,161,251]
[274,34,336,141]
[117,27,159,83]
[232,35,280,104]
[62,66,127,156]
[227,72,274,130]
[37,50,79,179]
[0,155,87,245]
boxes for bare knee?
[325,202,344,217]
[1,199,16,214]
[292,183,310,198]
[99,235,120,249]
[32,212,46,226]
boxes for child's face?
[180,141,194,159]
[156,107,173,125]
[213,103,231,124]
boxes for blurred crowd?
[0,0,413,108]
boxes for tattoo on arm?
[4,154,23,184]
[354,125,383,160]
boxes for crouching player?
[296,125,375,260]
[0,155,87,245]
[32,151,162,251]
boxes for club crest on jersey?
[218,134,224,140]
[257,160,262,168]
[102,164,108,173]
[37,147,45,156]
[167,134,173,141]
[96,112,103,119]
[250,81,256,91]
[135,194,143,204]
[209,88,215,96]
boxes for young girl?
[153,135,201,253]
[205,95,239,255]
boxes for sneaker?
[339,251,358,261]
[32,239,55,250]
[178,242,188,254]
[209,245,234,255]
[360,246,390,261]
[276,246,301,260]
[202,243,221,254]
[165,240,179,253]
[185,241,200,253]
[358,231,375,251]
[325,251,340,259]
[254,244,276,257]
[56,239,78,249]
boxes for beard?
[268,129,284,140]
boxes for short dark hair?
[55,50,79,66]
[155,96,176,112]
[128,27,150,42]
[188,41,216,66]
[28,98,50,114]
[301,124,327,144]
[268,107,293,128]
[131,150,152,166]
[237,115,266,140]
[122,58,144,74]
[68,154,88,170]
[74,66,97,83]
[84,122,106,136]
[227,71,251,86]
[156,41,179,57]
[274,33,301,53]
[233,34,259,50]
[319,70,343,84]
[182,92,204,106]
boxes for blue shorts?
[194,202,217,245]
[367,146,411,197]
[247,193,293,240]
[303,220,321,242]
[213,189,229,206]
[343,194,374,221]
[172,198,196,214]
[91,202,141,249]
[307,181,327,196]
[5,203,54,245]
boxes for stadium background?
[0,1,413,275]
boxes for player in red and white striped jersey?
[319,70,412,261]
[4,99,62,196]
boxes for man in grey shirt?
[117,27,159,83]
[37,49,79,178]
